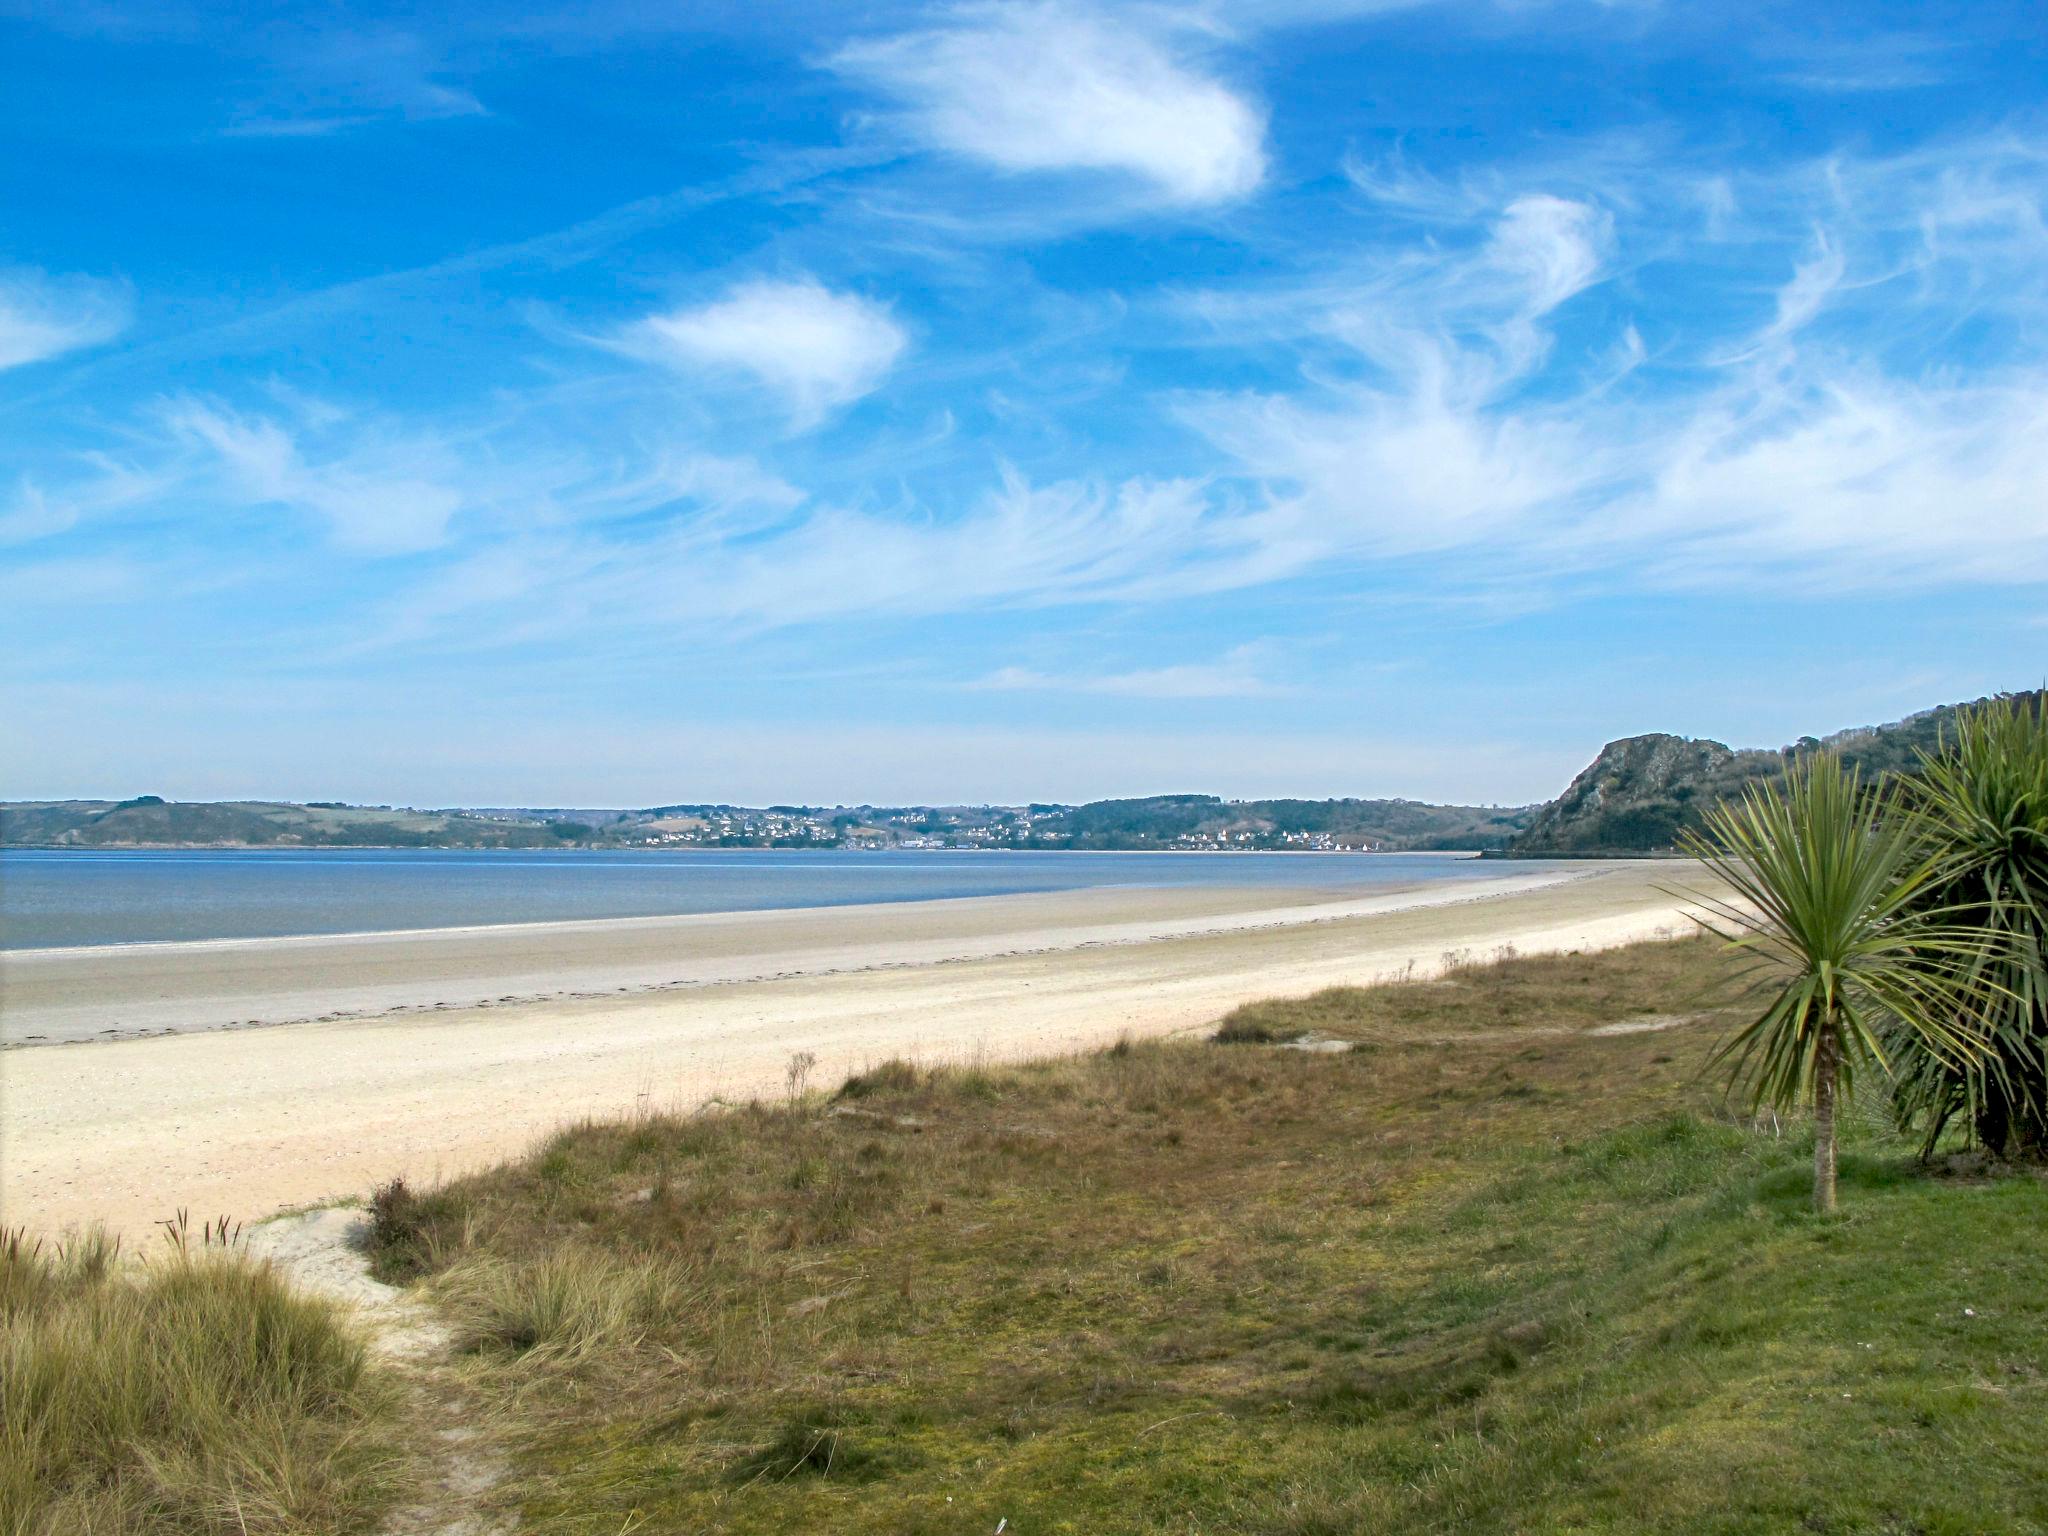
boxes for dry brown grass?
[365,936,2048,1533]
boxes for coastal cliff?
[1512,689,2045,855]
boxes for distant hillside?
[1025,794,1532,851]
[1511,690,2045,855]
[0,798,585,849]
[0,793,1532,852]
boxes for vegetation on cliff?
[1513,690,2046,855]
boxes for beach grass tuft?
[437,1245,697,1365]
[0,1232,404,1535]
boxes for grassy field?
[359,936,2048,1534]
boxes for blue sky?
[3,0,2045,807]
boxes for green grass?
[0,1232,406,1536]
[368,936,2048,1533]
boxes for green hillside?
[0,798,575,849]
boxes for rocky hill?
[1511,690,2044,855]
[1509,736,1779,854]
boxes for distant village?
[575,804,1385,852]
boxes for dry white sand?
[1,862,1702,1238]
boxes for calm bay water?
[0,847,1539,950]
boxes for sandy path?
[246,1208,512,1534]
[1,864,1699,1238]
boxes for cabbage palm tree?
[1889,697,2048,1159]
[1679,752,1988,1213]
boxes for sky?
[3,0,2045,808]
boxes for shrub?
[835,1060,922,1099]
[1212,1004,1306,1045]
[365,1176,460,1282]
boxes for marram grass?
[0,1232,405,1536]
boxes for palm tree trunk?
[1975,1089,2011,1161]
[1813,1024,1840,1215]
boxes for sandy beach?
[1,862,1704,1237]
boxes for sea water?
[0,846,1555,950]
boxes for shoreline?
[1,868,1599,1047]
[2,846,1510,956]
[1,854,1494,959]
[5,843,1502,856]
[0,863,1706,1239]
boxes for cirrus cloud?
[164,399,464,556]
[0,268,132,371]
[975,643,1289,699]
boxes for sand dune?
[0,863,1704,1238]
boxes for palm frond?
[1678,751,1998,1119]
[1887,695,2048,1156]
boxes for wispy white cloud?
[1172,188,1621,559]
[1634,373,2048,587]
[0,483,73,546]
[0,459,166,547]
[0,268,131,370]
[1762,31,1957,93]
[1190,386,1604,561]
[835,2,1267,206]
[165,400,465,556]
[623,278,908,423]
[224,25,487,137]
[223,113,382,139]
[1486,194,1612,315]
[76,125,2048,659]
[621,469,1234,629]
[1712,226,1843,362]
[1174,130,2048,595]
[346,465,1270,657]
[976,643,1288,698]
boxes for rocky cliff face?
[1512,690,2045,855]
[1512,733,1780,854]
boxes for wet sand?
[1,862,1703,1237]
[1,867,1587,1047]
